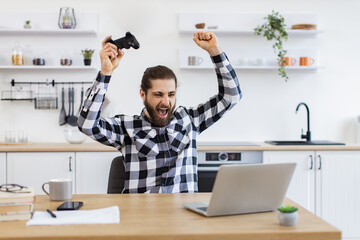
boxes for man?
[78,31,242,193]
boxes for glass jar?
[11,42,24,66]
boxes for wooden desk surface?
[0,194,340,240]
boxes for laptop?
[183,163,296,217]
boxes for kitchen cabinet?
[315,151,360,240]
[263,150,360,240]
[7,152,75,195]
[263,151,315,212]
[5,151,121,195]
[0,153,5,185]
[75,151,120,194]
[178,12,322,72]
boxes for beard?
[144,98,176,127]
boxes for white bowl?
[63,128,86,144]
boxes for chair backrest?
[107,156,125,194]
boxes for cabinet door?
[316,151,360,239]
[75,151,120,194]
[263,151,315,213]
[0,153,6,185]
[7,152,75,195]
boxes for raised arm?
[188,32,242,133]
[77,36,126,148]
[100,35,124,75]
[192,31,222,56]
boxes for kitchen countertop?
[1,141,360,152]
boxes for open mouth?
[157,108,169,117]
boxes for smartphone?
[57,201,83,211]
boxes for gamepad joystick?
[106,32,140,50]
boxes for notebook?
[0,187,35,221]
[183,163,296,217]
[0,187,35,204]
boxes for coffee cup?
[299,57,315,66]
[42,178,72,201]
[188,56,203,66]
[281,56,296,66]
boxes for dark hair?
[141,65,177,93]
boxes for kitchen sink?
[265,140,345,145]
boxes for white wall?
[0,0,359,143]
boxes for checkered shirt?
[78,52,242,193]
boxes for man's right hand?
[100,35,125,76]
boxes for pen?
[46,209,57,218]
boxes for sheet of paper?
[26,206,120,226]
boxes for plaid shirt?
[78,52,242,193]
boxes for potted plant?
[254,10,289,81]
[277,205,298,226]
[23,20,31,29]
[81,49,95,66]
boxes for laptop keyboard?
[197,207,208,212]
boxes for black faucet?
[295,102,311,142]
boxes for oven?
[197,149,263,192]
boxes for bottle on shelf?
[11,41,24,66]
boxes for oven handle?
[198,166,219,172]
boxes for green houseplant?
[81,49,95,66]
[23,20,31,29]
[254,10,289,81]
[277,205,298,226]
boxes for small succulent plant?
[81,49,95,59]
[278,205,298,213]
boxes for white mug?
[256,58,267,66]
[42,178,72,201]
[188,56,203,66]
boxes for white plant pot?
[278,211,298,226]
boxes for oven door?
[197,166,218,192]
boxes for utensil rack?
[1,79,92,109]
[9,79,93,87]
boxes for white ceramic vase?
[278,211,298,226]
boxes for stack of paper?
[27,206,120,225]
[0,187,35,221]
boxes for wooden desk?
[0,193,340,240]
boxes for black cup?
[33,58,45,65]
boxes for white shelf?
[180,28,324,37]
[179,12,321,35]
[0,65,97,70]
[0,12,98,36]
[180,65,323,72]
[179,12,323,74]
[180,29,323,36]
[0,29,97,36]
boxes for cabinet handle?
[309,155,313,170]
[317,155,322,170]
[69,156,72,172]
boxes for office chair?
[107,156,125,194]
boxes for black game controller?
[106,32,140,50]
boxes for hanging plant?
[254,10,289,81]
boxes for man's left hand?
[193,32,222,56]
